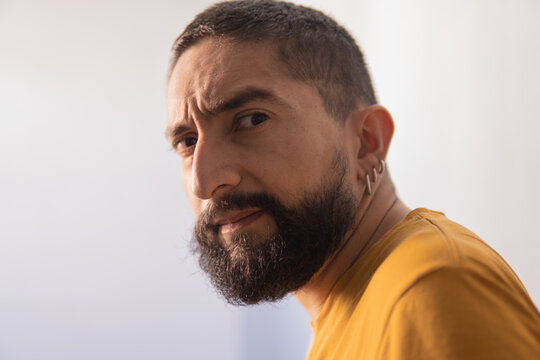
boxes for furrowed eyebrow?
[165,86,291,141]
[165,124,190,142]
[206,86,290,115]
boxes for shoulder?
[370,208,523,300]
[376,265,540,359]
[369,209,540,359]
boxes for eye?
[236,113,269,130]
[174,136,198,151]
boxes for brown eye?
[176,137,197,149]
[237,113,269,129]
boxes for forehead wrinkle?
[188,64,225,119]
[167,89,218,142]
[192,62,295,118]
[168,38,299,139]
[186,90,223,130]
[194,90,217,119]
[166,93,202,139]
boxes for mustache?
[196,191,285,233]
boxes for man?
[165,0,540,358]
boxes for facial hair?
[192,151,358,305]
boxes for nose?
[190,135,241,200]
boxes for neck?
[293,175,410,321]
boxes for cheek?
[248,134,336,196]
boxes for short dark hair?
[169,0,377,121]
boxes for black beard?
[192,152,358,305]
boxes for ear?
[346,104,394,161]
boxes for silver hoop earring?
[378,159,385,174]
[365,174,372,195]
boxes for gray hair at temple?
[168,0,378,122]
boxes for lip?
[216,209,264,234]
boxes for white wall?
[1,1,538,360]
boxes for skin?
[166,37,410,320]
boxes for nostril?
[211,184,228,197]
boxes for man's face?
[166,38,359,304]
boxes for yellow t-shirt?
[308,208,540,359]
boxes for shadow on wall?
[241,295,312,360]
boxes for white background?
[1,1,538,359]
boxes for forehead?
[167,38,289,117]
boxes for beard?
[192,151,359,305]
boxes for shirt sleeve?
[377,266,540,360]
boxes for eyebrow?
[207,87,288,115]
[165,86,290,141]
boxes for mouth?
[215,209,265,234]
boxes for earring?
[365,160,386,196]
[378,159,385,174]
